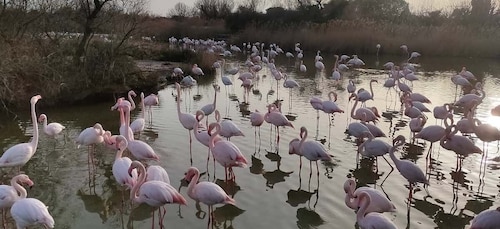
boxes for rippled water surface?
[1,54,500,229]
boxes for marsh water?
[1,53,500,229]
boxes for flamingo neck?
[11,177,28,199]
[350,96,359,119]
[298,128,308,153]
[30,99,39,152]
[140,95,145,119]
[369,81,375,98]
[124,106,133,141]
[186,169,200,201]
[42,118,48,131]
[128,91,136,110]
[209,124,220,149]
[176,87,182,117]
[130,163,147,203]
[356,193,370,223]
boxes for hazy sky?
[148,0,473,17]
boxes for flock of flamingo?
[1,37,500,229]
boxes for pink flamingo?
[130,92,146,134]
[409,114,427,140]
[128,161,186,228]
[194,110,222,169]
[322,91,344,124]
[357,131,392,171]
[11,197,54,229]
[349,93,379,123]
[120,103,160,161]
[146,165,170,184]
[415,114,452,158]
[38,114,65,137]
[208,123,248,182]
[357,79,377,105]
[389,135,428,200]
[309,97,323,119]
[469,207,500,229]
[184,167,236,226]
[215,110,244,140]
[356,191,397,229]
[264,103,294,143]
[0,174,34,226]
[75,123,105,169]
[103,131,120,151]
[289,126,332,178]
[176,82,197,164]
[143,93,159,122]
[200,84,220,126]
[440,124,482,169]
[112,135,137,190]
[192,64,204,77]
[0,95,41,172]
[250,109,265,140]
[111,97,134,140]
[343,179,395,213]
[433,103,453,124]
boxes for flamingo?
[433,103,453,124]
[75,123,105,168]
[357,79,377,104]
[289,126,332,177]
[310,97,323,119]
[111,97,134,140]
[264,103,294,142]
[208,122,248,182]
[409,114,427,140]
[215,110,244,140]
[299,60,307,72]
[469,101,500,147]
[127,90,137,110]
[322,92,344,118]
[440,125,482,163]
[469,207,500,229]
[389,135,428,200]
[175,82,197,163]
[147,165,170,184]
[184,167,236,225]
[103,131,119,151]
[143,93,159,122]
[0,95,41,172]
[459,67,476,81]
[128,161,187,228]
[360,113,386,138]
[250,109,265,140]
[11,197,54,229]
[355,191,397,229]
[130,92,146,134]
[38,114,65,137]
[491,105,500,116]
[200,84,220,125]
[192,64,204,77]
[415,114,452,158]
[0,174,34,225]
[122,103,159,161]
[349,93,379,123]
[347,122,371,140]
[112,135,137,190]
[343,179,395,213]
[357,131,392,170]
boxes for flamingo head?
[343,179,356,194]
[93,123,105,135]
[393,135,406,146]
[128,90,137,97]
[128,161,142,177]
[38,114,47,123]
[30,95,42,104]
[115,135,128,151]
[195,110,205,122]
[183,167,198,182]
[348,93,357,101]
[17,174,34,188]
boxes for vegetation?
[2,0,500,112]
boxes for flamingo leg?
[189,130,193,165]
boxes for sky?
[148,0,474,17]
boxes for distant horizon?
[148,0,488,17]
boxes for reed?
[232,19,500,58]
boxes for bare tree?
[169,2,190,17]
[194,0,234,19]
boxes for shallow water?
[1,53,500,229]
